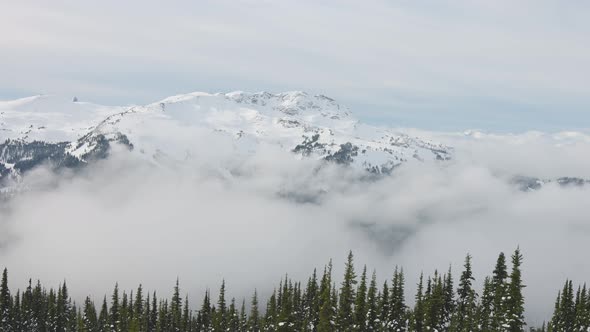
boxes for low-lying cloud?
[0,132,589,325]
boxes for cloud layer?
[0,131,589,325]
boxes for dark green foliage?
[505,248,526,332]
[450,254,477,332]
[0,249,573,332]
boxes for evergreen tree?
[505,248,526,332]
[0,268,11,332]
[132,284,144,331]
[249,289,260,332]
[199,290,212,331]
[11,291,21,332]
[182,296,190,332]
[338,251,357,331]
[353,266,368,331]
[379,281,390,330]
[110,283,120,332]
[477,277,494,331]
[98,296,109,332]
[492,252,509,330]
[318,263,335,332]
[390,266,407,332]
[365,271,379,332]
[450,254,477,332]
[83,296,98,332]
[228,297,240,332]
[240,298,248,332]
[214,279,227,331]
[171,279,182,331]
[442,266,455,329]
[412,273,425,332]
[265,289,278,330]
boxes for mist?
[0,132,589,325]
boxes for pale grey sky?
[1,0,589,131]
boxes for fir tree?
[98,296,109,332]
[390,266,407,332]
[412,273,425,332]
[338,251,357,331]
[249,290,260,332]
[0,268,11,332]
[214,279,227,331]
[110,283,120,332]
[505,248,526,332]
[199,290,212,331]
[318,263,335,332]
[353,265,368,331]
[492,252,509,330]
[450,254,477,332]
[171,279,182,331]
[83,296,98,332]
[366,270,379,332]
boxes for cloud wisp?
[0,132,589,325]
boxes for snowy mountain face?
[0,91,452,187]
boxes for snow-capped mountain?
[0,91,452,182]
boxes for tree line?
[0,248,583,331]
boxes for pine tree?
[21,279,36,331]
[412,273,425,332]
[492,252,509,330]
[366,270,379,331]
[214,279,227,331]
[379,281,390,330]
[98,296,109,332]
[11,291,21,332]
[47,288,58,332]
[150,292,158,332]
[110,283,120,332]
[83,296,98,332]
[318,263,335,332]
[338,251,357,331]
[228,297,239,331]
[505,248,525,332]
[131,284,144,331]
[265,289,278,330]
[182,296,190,332]
[120,291,129,332]
[450,254,477,332]
[390,266,407,332]
[171,279,182,331]
[477,277,494,331]
[199,290,212,331]
[354,266,368,331]
[442,266,455,329]
[249,290,260,332]
[0,268,11,332]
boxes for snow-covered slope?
[0,91,452,182]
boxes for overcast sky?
[1,0,590,131]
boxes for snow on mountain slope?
[0,95,126,143]
[2,91,590,193]
[36,91,451,170]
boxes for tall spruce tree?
[249,289,260,332]
[0,269,10,332]
[338,251,357,331]
[366,270,379,331]
[390,266,407,332]
[353,265,368,331]
[450,254,477,332]
[492,252,509,330]
[505,248,525,332]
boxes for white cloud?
[1,130,590,324]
